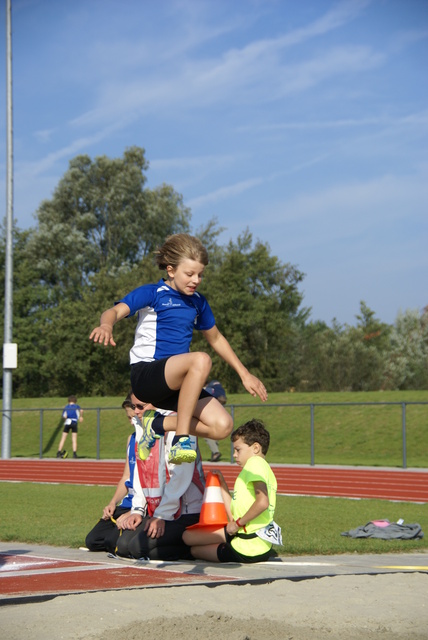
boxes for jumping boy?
[89,233,267,465]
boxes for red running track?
[0,459,427,502]
[0,552,231,599]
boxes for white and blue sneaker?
[137,410,161,460]
[168,436,197,464]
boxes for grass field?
[0,483,426,555]
[2,391,427,555]
[4,390,428,467]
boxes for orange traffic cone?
[186,471,229,531]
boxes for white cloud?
[150,154,239,171]
[67,1,378,130]
[252,168,428,247]
[237,110,428,133]
[188,176,265,208]
[17,124,123,179]
[33,128,57,143]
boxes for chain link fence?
[4,401,428,468]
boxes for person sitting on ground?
[56,395,83,459]
[85,395,137,553]
[114,394,205,561]
[182,419,281,563]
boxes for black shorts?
[216,528,272,564]
[63,422,78,434]
[131,358,211,412]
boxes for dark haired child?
[182,419,281,563]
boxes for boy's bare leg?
[58,432,67,450]
[164,351,212,437]
[182,527,226,562]
[161,396,233,441]
[187,545,222,562]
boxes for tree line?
[1,147,427,398]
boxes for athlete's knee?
[191,351,212,377]
[115,535,130,558]
[182,529,192,546]
[126,537,137,558]
[85,533,96,551]
[215,411,233,440]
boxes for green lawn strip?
[1,483,426,555]
[6,390,428,466]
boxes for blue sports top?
[119,279,216,363]
[119,432,136,509]
[62,403,80,423]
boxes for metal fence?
[3,401,428,468]
[228,401,428,469]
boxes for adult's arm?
[102,435,132,519]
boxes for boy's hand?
[226,520,241,535]
[115,512,131,529]
[102,503,115,519]
[89,324,116,347]
[211,470,228,490]
[241,373,268,402]
[144,517,165,538]
[119,513,142,530]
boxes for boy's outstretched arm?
[89,302,131,347]
[202,326,268,402]
[226,481,269,535]
[211,470,233,518]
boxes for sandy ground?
[1,571,427,640]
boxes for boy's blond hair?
[155,234,209,270]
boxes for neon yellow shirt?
[230,455,277,557]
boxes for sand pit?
[1,571,427,640]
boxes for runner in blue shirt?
[56,395,83,459]
[90,233,267,464]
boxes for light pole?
[2,0,16,459]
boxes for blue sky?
[0,0,427,326]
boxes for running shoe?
[168,436,197,464]
[61,450,68,459]
[137,410,161,460]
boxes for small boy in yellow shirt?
[183,419,281,563]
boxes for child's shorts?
[216,529,272,564]
[63,421,78,434]
[131,358,211,412]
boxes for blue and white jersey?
[119,279,216,363]
[119,432,136,509]
[62,403,80,423]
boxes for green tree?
[297,303,389,392]
[25,147,190,301]
[293,320,333,391]
[1,148,192,397]
[192,230,306,392]
[0,225,55,397]
[382,308,428,390]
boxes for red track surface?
[0,552,234,599]
[0,553,230,600]
[1,459,427,502]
